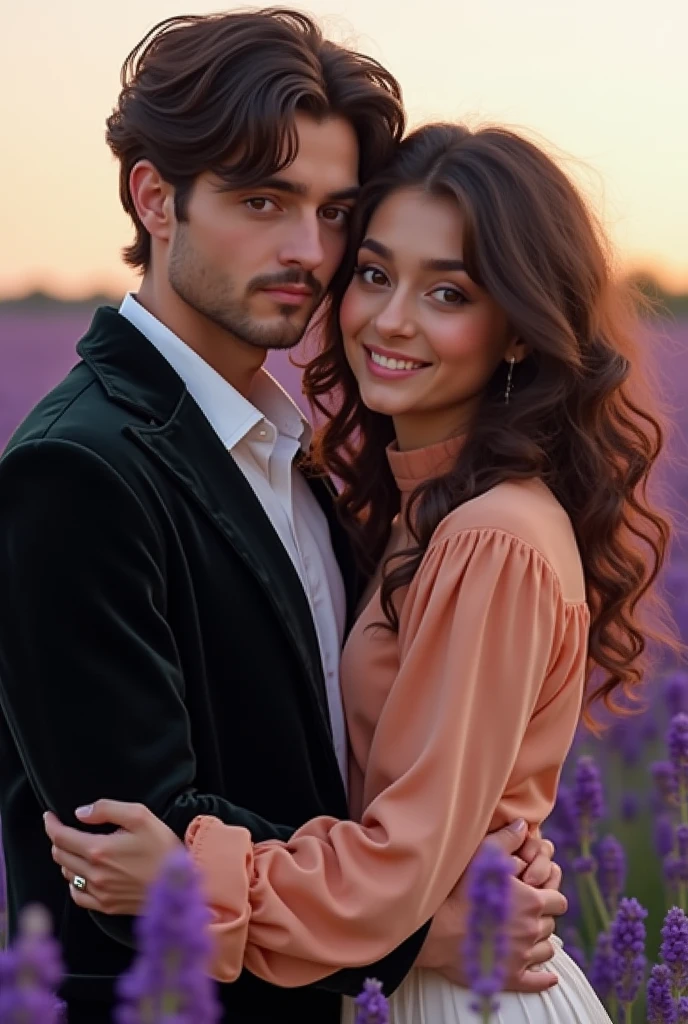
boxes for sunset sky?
[2,0,687,298]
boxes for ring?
[72,875,87,892]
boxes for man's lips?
[260,285,314,306]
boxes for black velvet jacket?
[0,308,427,1023]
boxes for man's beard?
[168,228,322,351]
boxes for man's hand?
[416,820,567,993]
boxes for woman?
[47,124,671,1021]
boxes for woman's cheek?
[339,284,364,339]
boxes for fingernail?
[508,818,526,832]
[75,804,94,819]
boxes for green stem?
[622,1001,633,1024]
[481,1001,493,1024]
[585,872,612,932]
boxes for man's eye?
[320,207,350,226]
[245,197,277,212]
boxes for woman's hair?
[106,8,405,271]
[304,122,675,722]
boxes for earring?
[504,357,516,405]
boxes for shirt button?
[258,428,267,438]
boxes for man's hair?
[106,7,405,271]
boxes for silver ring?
[72,874,87,892]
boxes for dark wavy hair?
[106,8,405,271]
[304,123,675,722]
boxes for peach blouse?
[185,436,589,985]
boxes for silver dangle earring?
[504,357,516,406]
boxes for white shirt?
[119,294,349,783]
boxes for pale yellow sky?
[2,0,687,298]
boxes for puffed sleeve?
[186,528,585,984]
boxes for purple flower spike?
[562,927,587,972]
[669,714,688,784]
[0,904,65,1024]
[572,854,597,874]
[354,978,389,1024]
[678,996,688,1023]
[657,815,676,859]
[666,828,688,889]
[652,761,679,808]
[589,931,615,1002]
[647,963,678,1023]
[611,896,648,1008]
[621,792,640,821]
[598,834,626,913]
[660,907,688,994]
[115,848,221,1024]
[667,674,688,719]
[462,841,512,1016]
[572,755,605,848]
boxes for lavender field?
[1,309,688,1020]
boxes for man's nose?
[278,214,326,272]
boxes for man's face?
[167,114,360,351]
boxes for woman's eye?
[355,266,389,287]
[431,286,466,305]
[320,206,350,226]
[245,197,277,212]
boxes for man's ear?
[129,160,175,245]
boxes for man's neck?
[135,279,265,398]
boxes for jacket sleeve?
[0,436,427,992]
[186,528,584,986]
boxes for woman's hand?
[44,800,183,915]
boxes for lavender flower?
[667,675,688,719]
[611,897,648,1010]
[620,792,640,822]
[679,996,688,1023]
[653,761,679,809]
[562,927,586,972]
[647,963,678,1023]
[549,783,579,856]
[658,815,677,859]
[354,978,389,1024]
[660,907,688,995]
[572,755,605,850]
[598,834,626,914]
[666,827,688,895]
[589,931,615,1003]
[669,714,688,792]
[0,904,64,1024]
[115,848,221,1024]
[462,841,512,1020]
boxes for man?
[0,10,565,1022]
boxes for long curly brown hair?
[304,123,675,721]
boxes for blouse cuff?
[185,815,254,982]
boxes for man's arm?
[0,437,426,990]
[0,439,292,841]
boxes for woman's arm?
[189,527,586,983]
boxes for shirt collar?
[118,293,311,452]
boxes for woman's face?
[340,187,519,451]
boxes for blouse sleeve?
[185,528,581,985]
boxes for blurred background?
[1,1,688,1017]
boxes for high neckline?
[387,435,465,493]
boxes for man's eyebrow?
[232,177,360,203]
[360,238,467,274]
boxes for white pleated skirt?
[341,937,611,1023]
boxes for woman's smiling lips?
[363,342,432,380]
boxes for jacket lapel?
[77,308,336,744]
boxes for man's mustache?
[249,270,323,301]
